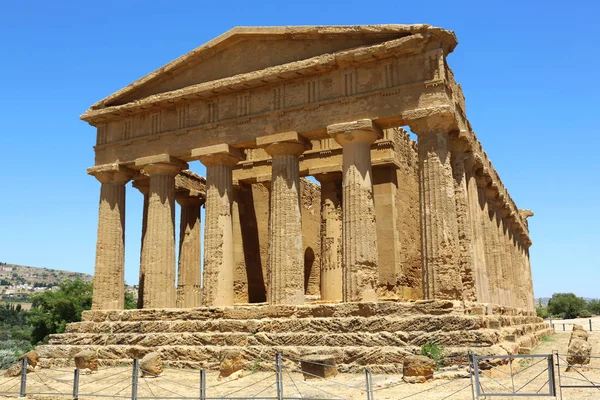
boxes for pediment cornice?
[82,25,456,124]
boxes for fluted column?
[485,192,503,305]
[176,196,203,308]
[132,178,149,308]
[410,117,462,300]
[314,172,343,302]
[451,148,476,301]
[88,165,133,310]
[257,132,308,305]
[193,144,241,307]
[138,158,186,309]
[465,156,490,303]
[328,120,380,302]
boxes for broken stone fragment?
[218,351,244,379]
[74,349,98,372]
[566,339,592,370]
[140,352,163,377]
[402,355,435,383]
[19,350,40,368]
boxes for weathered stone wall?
[232,179,321,303]
[373,129,421,300]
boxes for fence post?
[467,351,476,400]
[365,369,374,400]
[73,368,80,400]
[275,352,283,400]
[199,369,206,400]
[131,359,139,400]
[19,357,27,398]
[590,319,593,331]
[563,323,565,331]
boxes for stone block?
[140,352,163,377]
[74,350,98,372]
[300,355,338,380]
[566,339,592,369]
[402,355,435,383]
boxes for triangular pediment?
[90,25,455,111]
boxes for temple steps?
[39,301,551,371]
[65,315,542,335]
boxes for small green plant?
[541,334,554,343]
[518,358,531,368]
[251,358,263,373]
[420,342,444,367]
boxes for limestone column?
[136,155,186,309]
[451,147,476,302]
[176,196,203,308]
[314,172,343,302]
[410,117,462,300]
[257,132,308,305]
[192,144,241,307]
[328,120,380,302]
[465,156,490,303]
[88,165,133,310]
[132,178,149,308]
[486,191,504,305]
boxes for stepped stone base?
[37,300,553,373]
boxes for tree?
[124,291,137,309]
[587,299,600,315]
[28,279,93,344]
[547,293,587,319]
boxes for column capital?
[257,131,310,157]
[407,114,457,136]
[132,176,150,195]
[135,154,188,177]
[327,119,381,145]
[87,164,135,184]
[313,172,343,184]
[192,144,243,166]
[176,195,204,207]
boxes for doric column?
[136,155,187,309]
[485,189,503,305]
[314,172,343,302]
[257,132,308,305]
[192,144,241,307]
[451,145,476,302]
[328,120,380,302]
[132,178,149,308]
[499,208,516,308]
[465,155,490,303]
[176,196,203,308]
[88,164,133,310]
[410,117,462,300]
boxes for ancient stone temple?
[39,25,551,370]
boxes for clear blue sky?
[0,0,598,298]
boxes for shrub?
[579,310,593,318]
[420,342,444,366]
[0,349,17,370]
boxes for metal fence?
[549,319,599,332]
[1,351,599,399]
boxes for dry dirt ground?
[1,331,598,400]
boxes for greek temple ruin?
[37,25,550,369]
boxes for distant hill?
[0,263,92,302]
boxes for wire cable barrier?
[3,350,600,399]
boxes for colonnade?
[410,116,534,310]
[89,120,383,310]
[89,117,534,311]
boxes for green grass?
[541,334,555,343]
